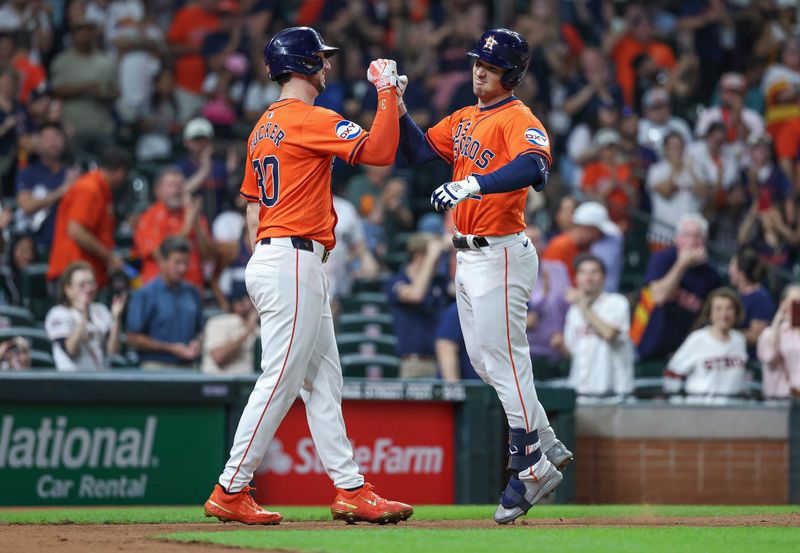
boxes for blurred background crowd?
[0,0,799,403]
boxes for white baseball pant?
[454,232,556,478]
[219,240,364,492]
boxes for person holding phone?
[757,284,800,399]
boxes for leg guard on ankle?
[506,428,542,472]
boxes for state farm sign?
[253,400,454,504]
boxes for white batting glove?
[367,59,398,90]
[431,175,481,212]
[397,75,408,97]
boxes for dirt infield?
[4,513,800,553]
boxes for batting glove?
[431,175,481,212]
[367,59,398,90]
[397,75,408,97]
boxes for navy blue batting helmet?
[263,27,338,81]
[467,29,529,90]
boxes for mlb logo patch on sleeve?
[524,128,549,148]
[335,120,363,140]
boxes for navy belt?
[260,237,330,262]
[452,236,489,250]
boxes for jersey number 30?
[252,155,279,207]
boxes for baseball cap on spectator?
[747,131,772,147]
[29,84,51,102]
[720,72,746,93]
[573,202,621,237]
[593,128,621,148]
[642,87,669,109]
[183,117,214,140]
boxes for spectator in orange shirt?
[47,149,132,289]
[167,0,220,122]
[9,31,46,106]
[134,166,215,292]
[581,129,637,233]
[606,4,677,107]
[543,201,620,283]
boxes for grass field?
[2,505,799,553]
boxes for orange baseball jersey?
[240,95,396,250]
[425,97,552,236]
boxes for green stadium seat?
[339,292,389,315]
[0,327,51,352]
[29,349,55,370]
[635,358,668,378]
[336,333,397,355]
[340,353,400,378]
[20,263,51,321]
[384,251,409,272]
[337,313,394,335]
[351,275,389,294]
[0,305,36,327]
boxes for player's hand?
[430,175,480,212]
[367,59,398,90]
[397,75,408,97]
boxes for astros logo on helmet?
[468,28,530,90]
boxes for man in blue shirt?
[177,117,230,221]
[634,214,721,361]
[15,123,77,249]
[386,233,452,378]
[126,236,204,369]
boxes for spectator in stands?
[0,65,26,196]
[563,47,623,127]
[543,201,620,284]
[742,132,790,213]
[136,68,180,162]
[177,117,231,220]
[606,4,677,107]
[201,280,257,375]
[761,35,800,140]
[685,122,739,218]
[346,165,413,259]
[636,87,692,156]
[8,30,47,107]
[632,213,721,361]
[134,166,214,292]
[47,149,132,289]
[386,233,451,379]
[44,261,126,372]
[167,0,220,122]
[525,225,571,367]
[677,1,733,101]
[546,195,577,242]
[435,302,478,382]
[126,236,204,370]
[564,100,620,190]
[50,19,118,155]
[757,283,800,398]
[0,336,31,370]
[581,128,638,232]
[560,254,634,398]
[664,287,748,400]
[0,1,53,61]
[728,248,776,353]
[695,72,765,161]
[646,132,705,250]
[324,189,379,317]
[15,123,78,250]
[619,107,658,186]
[0,232,35,304]
[738,193,798,274]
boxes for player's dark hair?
[98,148,133,172]
[733,248,766,285]
[57,261,96,306]
[159,236,192,259]
[275,73,291,86]
[694,287,744,330]
[573,253,606,276]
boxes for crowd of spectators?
[0,0,798,402]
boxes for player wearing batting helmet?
[395,28,573,524]
[204,26,413,526]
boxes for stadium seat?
[0,305,36,327]
[337,313,394,335]
[336,333,397,355]
[351,274,389,294]
[635,358,668,378]
[0,326,50,352]
[20,263,51,321]
[383,251,409,272]
[29,349,55,370]
[339,292,389,315]
[339,353,400,379]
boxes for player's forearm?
[475,153,549,194]
[246,202,260,252]
[398,113,441,164]
[353,88,398,166]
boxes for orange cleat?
[331,482,413,525]
[204,484,283,525]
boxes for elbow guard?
[532,153,549,192]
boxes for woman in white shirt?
[664,287,748,399]
[44,261,126,371]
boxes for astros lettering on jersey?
[239,99,371,250]
[425,97,551,236]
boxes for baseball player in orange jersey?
[397,29,573,524]
[203,27,412,526]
